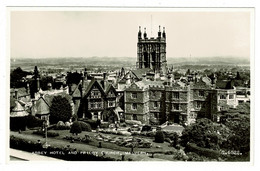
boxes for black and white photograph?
[4,6,254,164]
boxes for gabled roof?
[84,79,106,98]
[70,83,81,98]
[105,83,117,95]
[35,96,51,115]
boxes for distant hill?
[10,56,250,70]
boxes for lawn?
[11,129,180,161]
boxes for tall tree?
[180,118,231,150]
[49,95,72,124]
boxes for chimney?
[14,89,18,100]
[36,78,40,92]
[26,83,30,94]
[47,83,52,91]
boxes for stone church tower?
[136,26,167,75]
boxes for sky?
[10,9,252,59]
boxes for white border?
[1,1,259,171]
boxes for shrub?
[185,143,220,159]
[72,114,78,122]
[121,123,127,127]
[10,116,27,131]
[100,122,109,128]
[154,130,165,143]
[56,121,65,126]
[32,130,59,137]
[141,125,152,132]
[26,115,44,128]
[70,121,82,135]
[54,125,70,130]
[79,119,97,129]
[78,121,92,132]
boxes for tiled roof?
[84,79,106,97]
[131,68,153,79]
[35,96,50,115]
[10,101,29,117]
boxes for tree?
[66,72,82,85]
[180,118,231,150]
[154,130,165,143]
[10,67,31,88]
[70,121,82,135]
[221,113,250,154]
[49,95,72,124]
[41,76,54,90]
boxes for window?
[229,95,234,99]
[220,94,226,99]
[90,102,95,109]
[154,102,158,108]
[131,93,137,99]
[196,101,203,109]
[132,103,137,110]
[173,104,180,110]
[199,90,204,97]
[108,101,114,107]
[173,92,179,99]
[91,91,101,98]
[133,114,137,120]
[154,113,159,119]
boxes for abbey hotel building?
[15,26,249,126]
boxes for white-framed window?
[154,101,158,108]
[173,92,179,99]
[229,94,234,99]
[131,93,137,99]
[132,103,137,110]
[220,94,226,99]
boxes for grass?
[11,129,178,161]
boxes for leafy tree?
[70,121,82,135]
[221,111,250,154]
[66,72,82,85]
[154,130,165,143]
[10,67,31,88]
[180,118,231,150]
[49,95,72,124]
[41,76,54,90]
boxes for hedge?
[54,125,70,130]
[33,130,59,137]
[10,135,114,161]
[185,143,220,159]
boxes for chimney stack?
[14,89,18,100]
